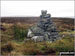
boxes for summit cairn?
[27,10,60,42]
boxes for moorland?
[0,17,74,55]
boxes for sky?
[1,1,74,17]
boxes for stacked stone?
[28,10,59,42]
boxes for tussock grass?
[1,23,74,55]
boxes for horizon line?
[1,16,75,18]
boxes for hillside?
[1,17,74,31]
[1,17,74,55]
[1,17,74,24]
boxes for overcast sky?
[1,1,74,17]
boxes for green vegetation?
[1,23,74,55]
[13,24,28,41]
[59,31,75,35]
[1,36,74,55]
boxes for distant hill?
[1,17,74,24]
[1,17,74,31]
[1,17,38,24]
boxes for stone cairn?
[27,10,60,42]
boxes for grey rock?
[27,10,60,42]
